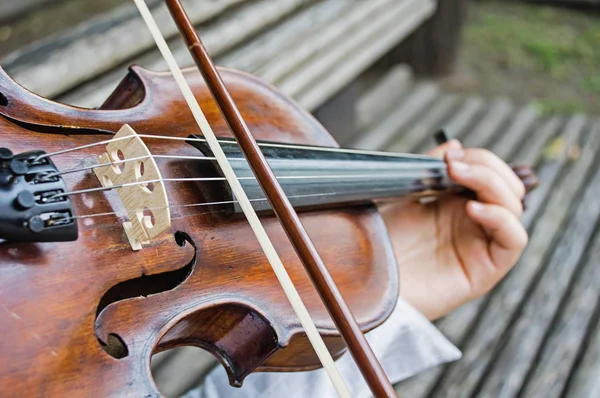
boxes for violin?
[0,1,537,397]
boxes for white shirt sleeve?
[182,297,461,398]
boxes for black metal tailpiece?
[0,148,78,243]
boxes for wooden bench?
[1,1,454,396]
[355,65,600,398]
[5,1,599,397]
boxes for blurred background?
[2,0,599,397]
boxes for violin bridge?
[94,125,171,251]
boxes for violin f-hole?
[0,91,8,106]
[95,231,197,316]
[95,231,197,359]
[99,333,129,359]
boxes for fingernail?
[449,139,463,148]
[522,176,540,192]
[451,161,469,173]
[446,148,464,161]
[469,201,485,214]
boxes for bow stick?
[133,0,397,396]
[163,2,398,396]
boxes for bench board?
[358,67,600,398]
[6,2,599,398]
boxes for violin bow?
[132,0,396,397]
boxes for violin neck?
[189,136,460,214]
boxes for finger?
[466,201,528,275]
[427,139,462,158]
[449,161,523,217]
[460,148,525,199]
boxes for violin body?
[0,66,398,397]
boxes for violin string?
[66,183,445,221]
[45,154,221,178]
[46,152,367,179]
[43,154,154,178]
[49,170,446,200]
[68,191,338,220]
[34,134,136,161]
[48,177,224,200]
[134,134,434,160]
[36,131,436,162]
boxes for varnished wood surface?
[0,2,442,396]
[0,66,398,397]
[0,2,440,395]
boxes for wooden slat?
[355,65,413,132]
[151,349,178,370]
[477,121,600,398]
[387,94,459,153]
[352,82,439,150]
[429,116,592,397]
[490,103,539,158]
[5,0,435,110]
[59,0,432,115]
[0,0,130,58]
[565,301,600,397]
[4,0,247,98]
[394,294,488,396]
[414,96,485,153]
[254,0,390,85]
[60,0,314,107]
[461,97,513,149]
[218,0,348,75]
[438,97,486,140]
[521,157,600,396]
[153,347,216,397]
[514,116,562,165]
[294,0,436,110]
[228,0,435,111]
[514,117,564,226]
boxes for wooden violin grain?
[0,65,398,397]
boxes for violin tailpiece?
[93,124,171,250]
